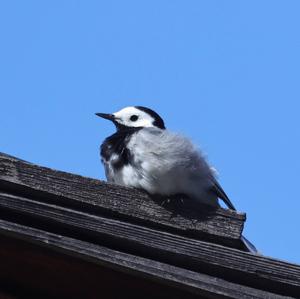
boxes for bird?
[96,106,257,253]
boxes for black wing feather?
[211,178,236,211]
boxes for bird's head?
[96,106,166,131]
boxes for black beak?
[95,113,115,121]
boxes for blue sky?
[1,1,299,263]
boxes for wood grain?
[0,192,299,297]
[0,219,294,299]
[0,152,245,248]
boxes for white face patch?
[113,107,155,128]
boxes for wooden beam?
[0,152,245,248]
[0,219,293,299]
[0,191,299,297]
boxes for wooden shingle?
[0,152,299,298]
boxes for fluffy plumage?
[96,106,257,253]
[98,106,234,209]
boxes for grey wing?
[210,177,236,211]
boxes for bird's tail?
[241,235,258,254]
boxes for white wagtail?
[96,106,257,253]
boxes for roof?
[0,152,299,298]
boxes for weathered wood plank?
[0,219,294,299]
[0,152,245,247]
[0,192,299,297]
[0,233,202,299]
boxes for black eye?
[130,115,138,121]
